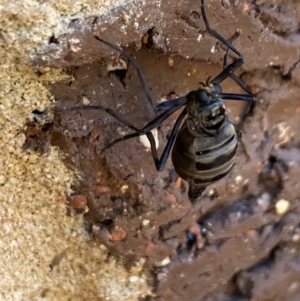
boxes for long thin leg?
[202,0,255,100]
[98,96,188,152]
[240,101,256,122]
[95,107,186,172]
[201,0,243,59]
[219,24,256,119]
[222,29,241,70]
[229,73,253,95]
[57,105,141,132]
[58,95,186,135]
[222,30,254,95]
[220,93,255,102]
[201,0,256,166]
[141,101,185,132]
[148,95,188,111]
[101,132,143,153]
[147,108,187,170]
[211,59,244,84]
[58,101,186,170]
[95,35,181,112]
[101,107,185,156]
[201,0,244,84]
[95,36,157,110]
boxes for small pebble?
[139,128,159,150]
[292,234,300,242]
[235,175,242,183]
[168,57,174,68]
[110,228,127,241]
[107,58,127,71]
[155,257,171,267]
[257,192,271,211]
[129,276,139,283]
[175,177,182,188]
[71,195,87,210]
[142,219,150,226]
[141,32,149,44]
[92,185,109,194]
[275,199,290,215]
[82,96,90,105]
[120,185,129,193]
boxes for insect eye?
[213,84,222,95]
[196,90,209,102]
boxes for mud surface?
[29,0,300,300]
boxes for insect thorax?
[186,90,228,137]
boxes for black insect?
[58,0,255,202]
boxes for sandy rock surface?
[0,0,151,300]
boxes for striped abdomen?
[172,121,237,200]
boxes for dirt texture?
[26,0,300,300]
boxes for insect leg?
[222,30,254,95]
[57,105,141,132]
[95,36,180,112]
[219,26,256,127]
[201,0,245,84]
[95,36,158,111]
[221,93,255,102]
[112,104,186,171]
[147,108,187,171]
[222,29,242,70]
[228,73,254,95]
[59,101,186,171]
[200,0,243,60]
[151,96,188,111]
[101,100,187,153]
[101,132,143,153]
[141,100,186,132]
[212,59,244,84]
[58,98,184,134]
[220,26,256,119]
